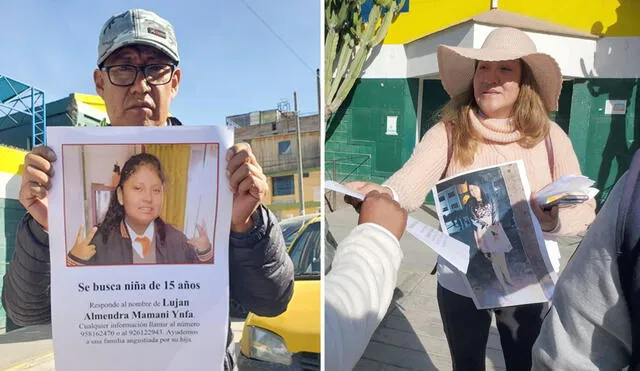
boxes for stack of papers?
[535,175,599,208]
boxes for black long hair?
[465,181,495,227]
[97,153,167,242]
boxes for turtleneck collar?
[470,109,522,144]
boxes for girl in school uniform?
[67,153,213,265]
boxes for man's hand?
[19,146,57,230]
[358,191,408,240]
[227,143,268,233]
[69,225,97,261]
[343,181,393,212]
[530,195,559,232]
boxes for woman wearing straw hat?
[345,27,596,370]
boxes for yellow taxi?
[239,214,321,370]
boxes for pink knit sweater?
[385,109,595,236]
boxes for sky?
[0,0,320,126]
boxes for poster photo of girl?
[62,143,218,266]
[464,181,515,292]
[434,162,552,309]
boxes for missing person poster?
[47,126,233,371]
[432,161,556,309]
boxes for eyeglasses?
[101,64,176,87]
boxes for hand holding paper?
[325,180,371,201]
[535,175,599,210]
[325,180,471,273]
[19,146,57,230]
[530,199,560,232]
[227,143,268,233]
[358,191,407,241]
[331,180,392,210]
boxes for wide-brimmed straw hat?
[437,27,562,111]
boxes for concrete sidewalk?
[0,325,53,370]
[326,201,583,370]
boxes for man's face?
[94,45,181,126]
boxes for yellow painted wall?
[74,93,106,112]
[264,170,321,218]
[385,0,487,44]
[0,145,26,175]
[265,170,321,205]
[501,0,639,37]
[74,93,175,118]
[302,171,321,203]
[384,0,639,44]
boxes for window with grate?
[278,140,292,155]
[273,175,295,196]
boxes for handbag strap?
[441,122,453,179]
[544,134,555,180]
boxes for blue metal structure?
[0,75,46,148]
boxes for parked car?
[239,214,321,370]
[324,217,337,274]
[280,213,319,247]
[230,213,319,319]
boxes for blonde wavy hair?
[440,60,550,166]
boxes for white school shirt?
[125,221,155,259]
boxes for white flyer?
[48,126,233,371]
[324,180,470,273]
[432,161,556,309]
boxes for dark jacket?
[67,219,212,265]
[2,204,294,370]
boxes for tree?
[324,0,405,121]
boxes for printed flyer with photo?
[47,126,233,371]
[432,161,556,309]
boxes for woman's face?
[117,164,164,232]
[473,59,522,119]
[468,184,483,202]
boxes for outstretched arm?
[325,191,407,371]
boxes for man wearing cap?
[1,9,294,370]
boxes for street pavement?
[326,198,584,371]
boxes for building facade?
[234,113,321,220]
[326,0,640,206]
[0,93,108,151]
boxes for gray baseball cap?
[97,9,180,66]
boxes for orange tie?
[135,236,151,257]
